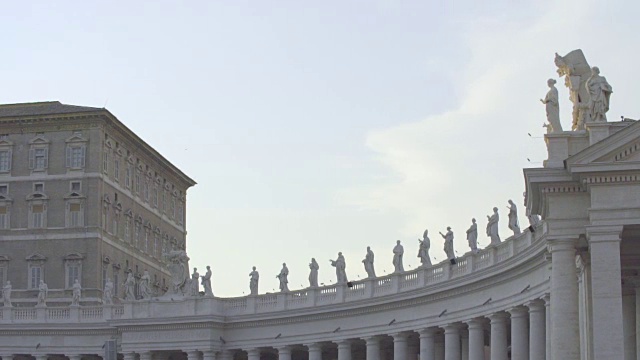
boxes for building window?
[125,166,131,189]
[114,159,120,181]
[0,265,6,286]
[134,223,141,248]
[30,266,42,289]
[0,185,7,195]
[124,218,131,242]
[143,180,149,202]
[154,231,160,257]
[0,149,11,172]
[30,204,45,228]
[112,214,119,236]
[135,172,141,194]
[178,201,184,225]
[64,253,83,289]
[103,151,109,174]
[170,197,176,219]
[34,183,44,193]
[0,205,9,229]
[71,181,81,192]
[102,267,108,290]
[29,147,49,170]
[144,229,150,253]
[67,264,80,288]
[26,254,46,289]
[113,272,119,296]
[163,190,168,213]
[66,145,86,169]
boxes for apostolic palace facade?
[0,50,638,360]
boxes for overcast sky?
[1,1,638,296]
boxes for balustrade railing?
[0,225,545,323]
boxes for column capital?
[246,349,260,356]
[464,317,486,329]
[66,355,82,360]
[488,311,509,323]
[390,332,409,341]
[335,339,352,347]
[276,346,291,355]
[525,298,545,312]
[507,305,529,318]
[362,335,381,343]
[418,327,439,337]
[586,225,623,243]
[547,237,577,252]
[541,293,550,306]
[304,343,321,351]
[441,322,463,333]
[140,351,153,360]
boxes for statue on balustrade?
[71,279,82,306]
[277,263,290,292]
[124,272,136,301]
[440,227,456,265]
[249,266,259,295]
[418,229,432,267]
[103,278,114,305]
[37,280,48,306]
[363,246,376,278]
[191,267,200,296]
[555,50,592,130]
[507,200,521,235]
[540,78,563,133]
[201,265,213,296]
[330,252,348,284]
[466,219,478,254]
[309,258,319,287]
[486,207,501,245]
[3,281,12,307]
[164,249,190,295]
[586,66,613,123]
[392,240,404,273]
[139,270,151,300]
[527,209,541,229]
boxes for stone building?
[0,101,196,304]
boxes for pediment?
[25,253,47,262]
[566,121,640,171]
[0,255,11,262]
[63,252,84,261]
[0,139,13,147]
[65,132,87,143]
[29,136,49,145]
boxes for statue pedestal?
[70,305,80,322]
[544,131,588,168]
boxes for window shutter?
[43,148,49,168]
[29,148,34,169]
[66,146,71,168]
[81,145,86,167]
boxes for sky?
[1,0,639,297]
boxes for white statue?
[392,240,404,273]
[139,270,151,299]
[507,200,521,235]
[277,263,289,292]
[362,246,376,278]
[308,258,319,287]
[466,218,478,253]
[440,227,456,264]
[124,272,136,301]
[249,266,259,295]
[71,279,81,305]
[201,266,213,296]
[191,267,200,296]
[37,280,48,306]
[586,66,613,123]
[164,249,190,295]
[486,207,501,245]
[555,50,592,130]
[541,78,562,132]
[103,278,114,305]
[527,210,541,228]
[3,281,12,307]
[330,252,348,284]
[417,229,432,267]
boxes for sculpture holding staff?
[418,229,432,267]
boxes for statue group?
[544,49,613,132]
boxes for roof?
[0,101,103,118]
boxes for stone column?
[466,318,485,360]
[435,336,445,360]
[526,300,546,360]
[217,350,233,360]
[278,346,292,360]
[35,355,49,360]
[123,353,136,360]
[443,324,461,360]
[246,349,260,360]
[306,343,322,360]
[408,344,419,360]
[489,312,508,360]
[202,350,215,360]
[509,307,529,360]
[548,237,580,360]
[587,226,624,359]
[365,336,381,360]
[460,332,469,360]
[622,291,636,360]
[636,286,640,360]
[141,352,153,360]
[0,355,13,360]
[419,328,437,360]
[392,332,409,360]
[542,294,551,360]
[68,355,82,360]
[337,340,352,360]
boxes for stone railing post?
[391,273,401,293]
[307,287,318,306]
[443,263,451,280]
[417,267,426,286]
[365,278,375,298]
[276,293,287,311]
[36,305,46,321]
[489,246,498,265]
[336,284,346,302]
[246,295,257,314]
[103,305,112,320]
[122,301,133,318]
[70,305,80,322]
[466,253,475,274]
[1,306,11,322]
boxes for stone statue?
[124,272,136,301]
[507,200,521,235]
[277,263,289,292]
[527,210,541,228]
[3,281,12,307]
[417,230,432,267]
[439,227,456,264]
[586,66,613,123]
[201,265,213,296]
[363,246,376,278]
[139,270,151,299]
[308,258,319,287]
[103,278,114,305]
[71,279,81,306]
[330,252,348,284]
[37,280,48,306]
[164,249,190,295]
[541,78,562,132]
[392,240,404,273]
[555,50,592,130]
[486,207,501,245]
[191,267,200,296]
[249,266,259,295]
[466,219,478,253]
